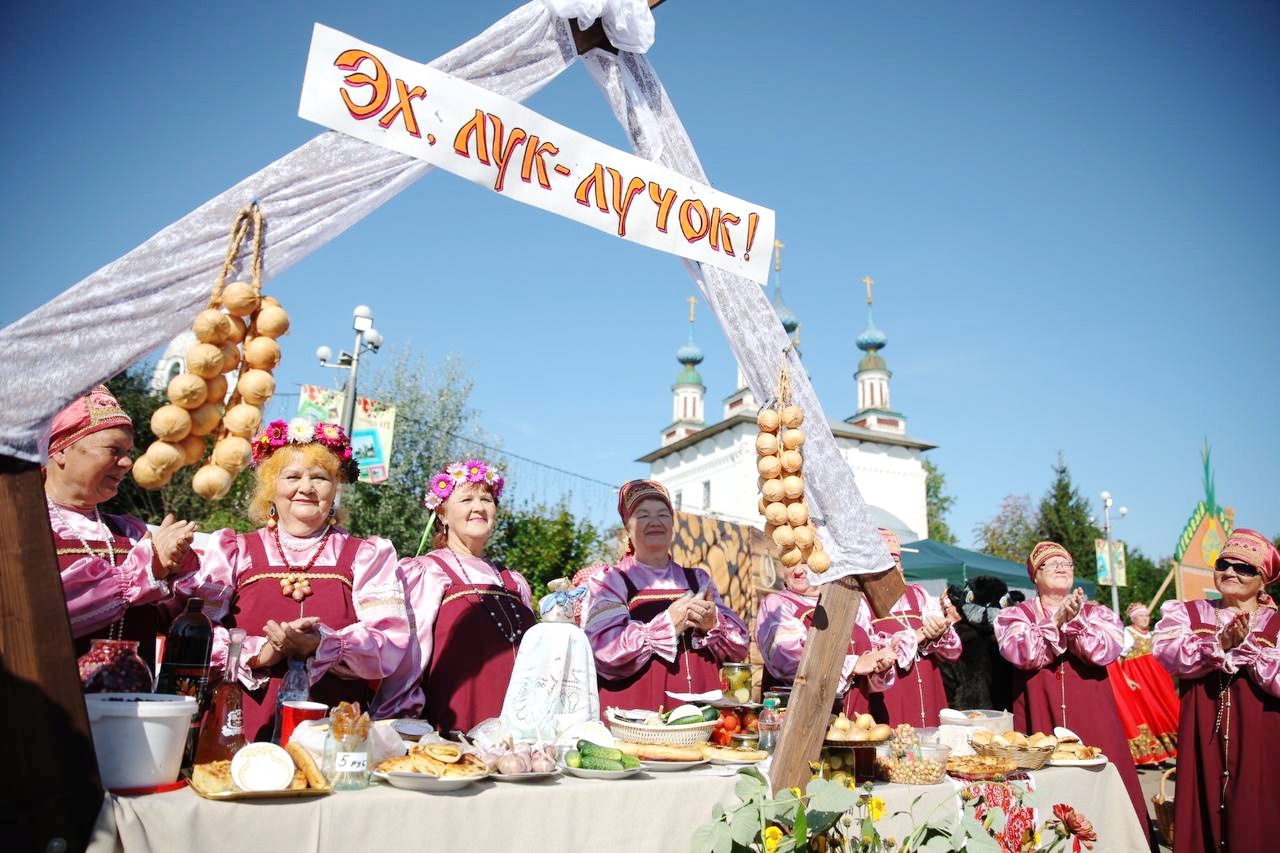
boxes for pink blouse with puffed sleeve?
[995,599,1124,670]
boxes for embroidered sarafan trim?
[241,572,353,588]
[441,587,522,608]
[628,591,686,606]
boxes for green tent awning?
[900,539,1097,599]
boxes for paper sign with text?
[299,23,774,283]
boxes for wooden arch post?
[768,570,904,793]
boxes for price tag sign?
[336,751,369,772]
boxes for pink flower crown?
[423,458,505,510]
[251,418,361,483]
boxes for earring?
[267,505,278,528]
[329,506,336,519]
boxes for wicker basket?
[969,740,1054,770]
[605,711,715,746]
[1152,768,1175,848]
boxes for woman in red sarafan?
[995,541,1151,845]
[1153,528,1280,853]
[1107,602,1179,766]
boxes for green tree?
[1115,546,1172,613]
[487,499,610,601]
[973,494,1039,562]
[1035,454,1102,582]
[922,458,957,544]
[340,347,492,556]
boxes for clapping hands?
[148,513,198,578]
[1220,612,1251,651]
[1053,588,1086,627]
[252,617,322,669]
[853,647,897,676]
[668,588,717,633]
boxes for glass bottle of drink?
[272,658,311,744]
[756,697,782,753]
[155,598,214,763]
[194,628,248,763]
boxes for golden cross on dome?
[687,295,698,323]
[862,275,875,305]
[773,239,784,272]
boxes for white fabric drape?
[0,5,889,578]
[0,2,576,463]
[581,50,893,579]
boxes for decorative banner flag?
[1094,538,1128,587]
[297,385,396,484]
[299,23,774,284]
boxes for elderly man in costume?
[1153,528,1280,853]
[582,479,749,711]
[44,384,197,669]
[996,540,1151,844]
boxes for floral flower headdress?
[251,418,361,483]
[422,458,505,510]
[414,458,505,556]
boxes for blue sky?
[3,1,1277,558]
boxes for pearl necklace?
[48,498,124,641]
[448,551,524,646]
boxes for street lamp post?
[316,305,383,438]
[1100,490,1129,615]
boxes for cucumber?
[701,706,719,722]
[668,715,704,726]
[579,755,625,771]
[619,754,640,769]
[565,749,582,768]
[577,740,625,762]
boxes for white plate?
[391,719,434,740]
[709,697,763,710]
[639,759,710,772]
[490,768,563,782]
[373,770,489,791]
[560,764,643,780]
[1047,756,1107,768]
[707,754,766,766]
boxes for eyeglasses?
[1214,559,1261,578]
[1040,560,1074,571]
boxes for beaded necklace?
[48,499,125,641]
[270,524,334,603]
[448,551,523,646]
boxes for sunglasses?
[1214,559,1261,578]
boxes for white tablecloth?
[89,763,1146,852]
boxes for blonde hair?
[248,444,346,526]
[431,480,499,551]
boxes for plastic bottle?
[272,658,312,743]
[757,697,782,753]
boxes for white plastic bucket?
[85,693,197,790]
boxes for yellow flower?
[868,797,886,822]
[762,825,783,852]
[789,786,802,799]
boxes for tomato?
[742,711,759,733]
[719,712,741,734]
[711,729,733,746]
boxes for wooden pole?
[768,568,903,793]
[1147,561,1179,614]
[0,457,103,853]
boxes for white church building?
[638,257,934,544]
